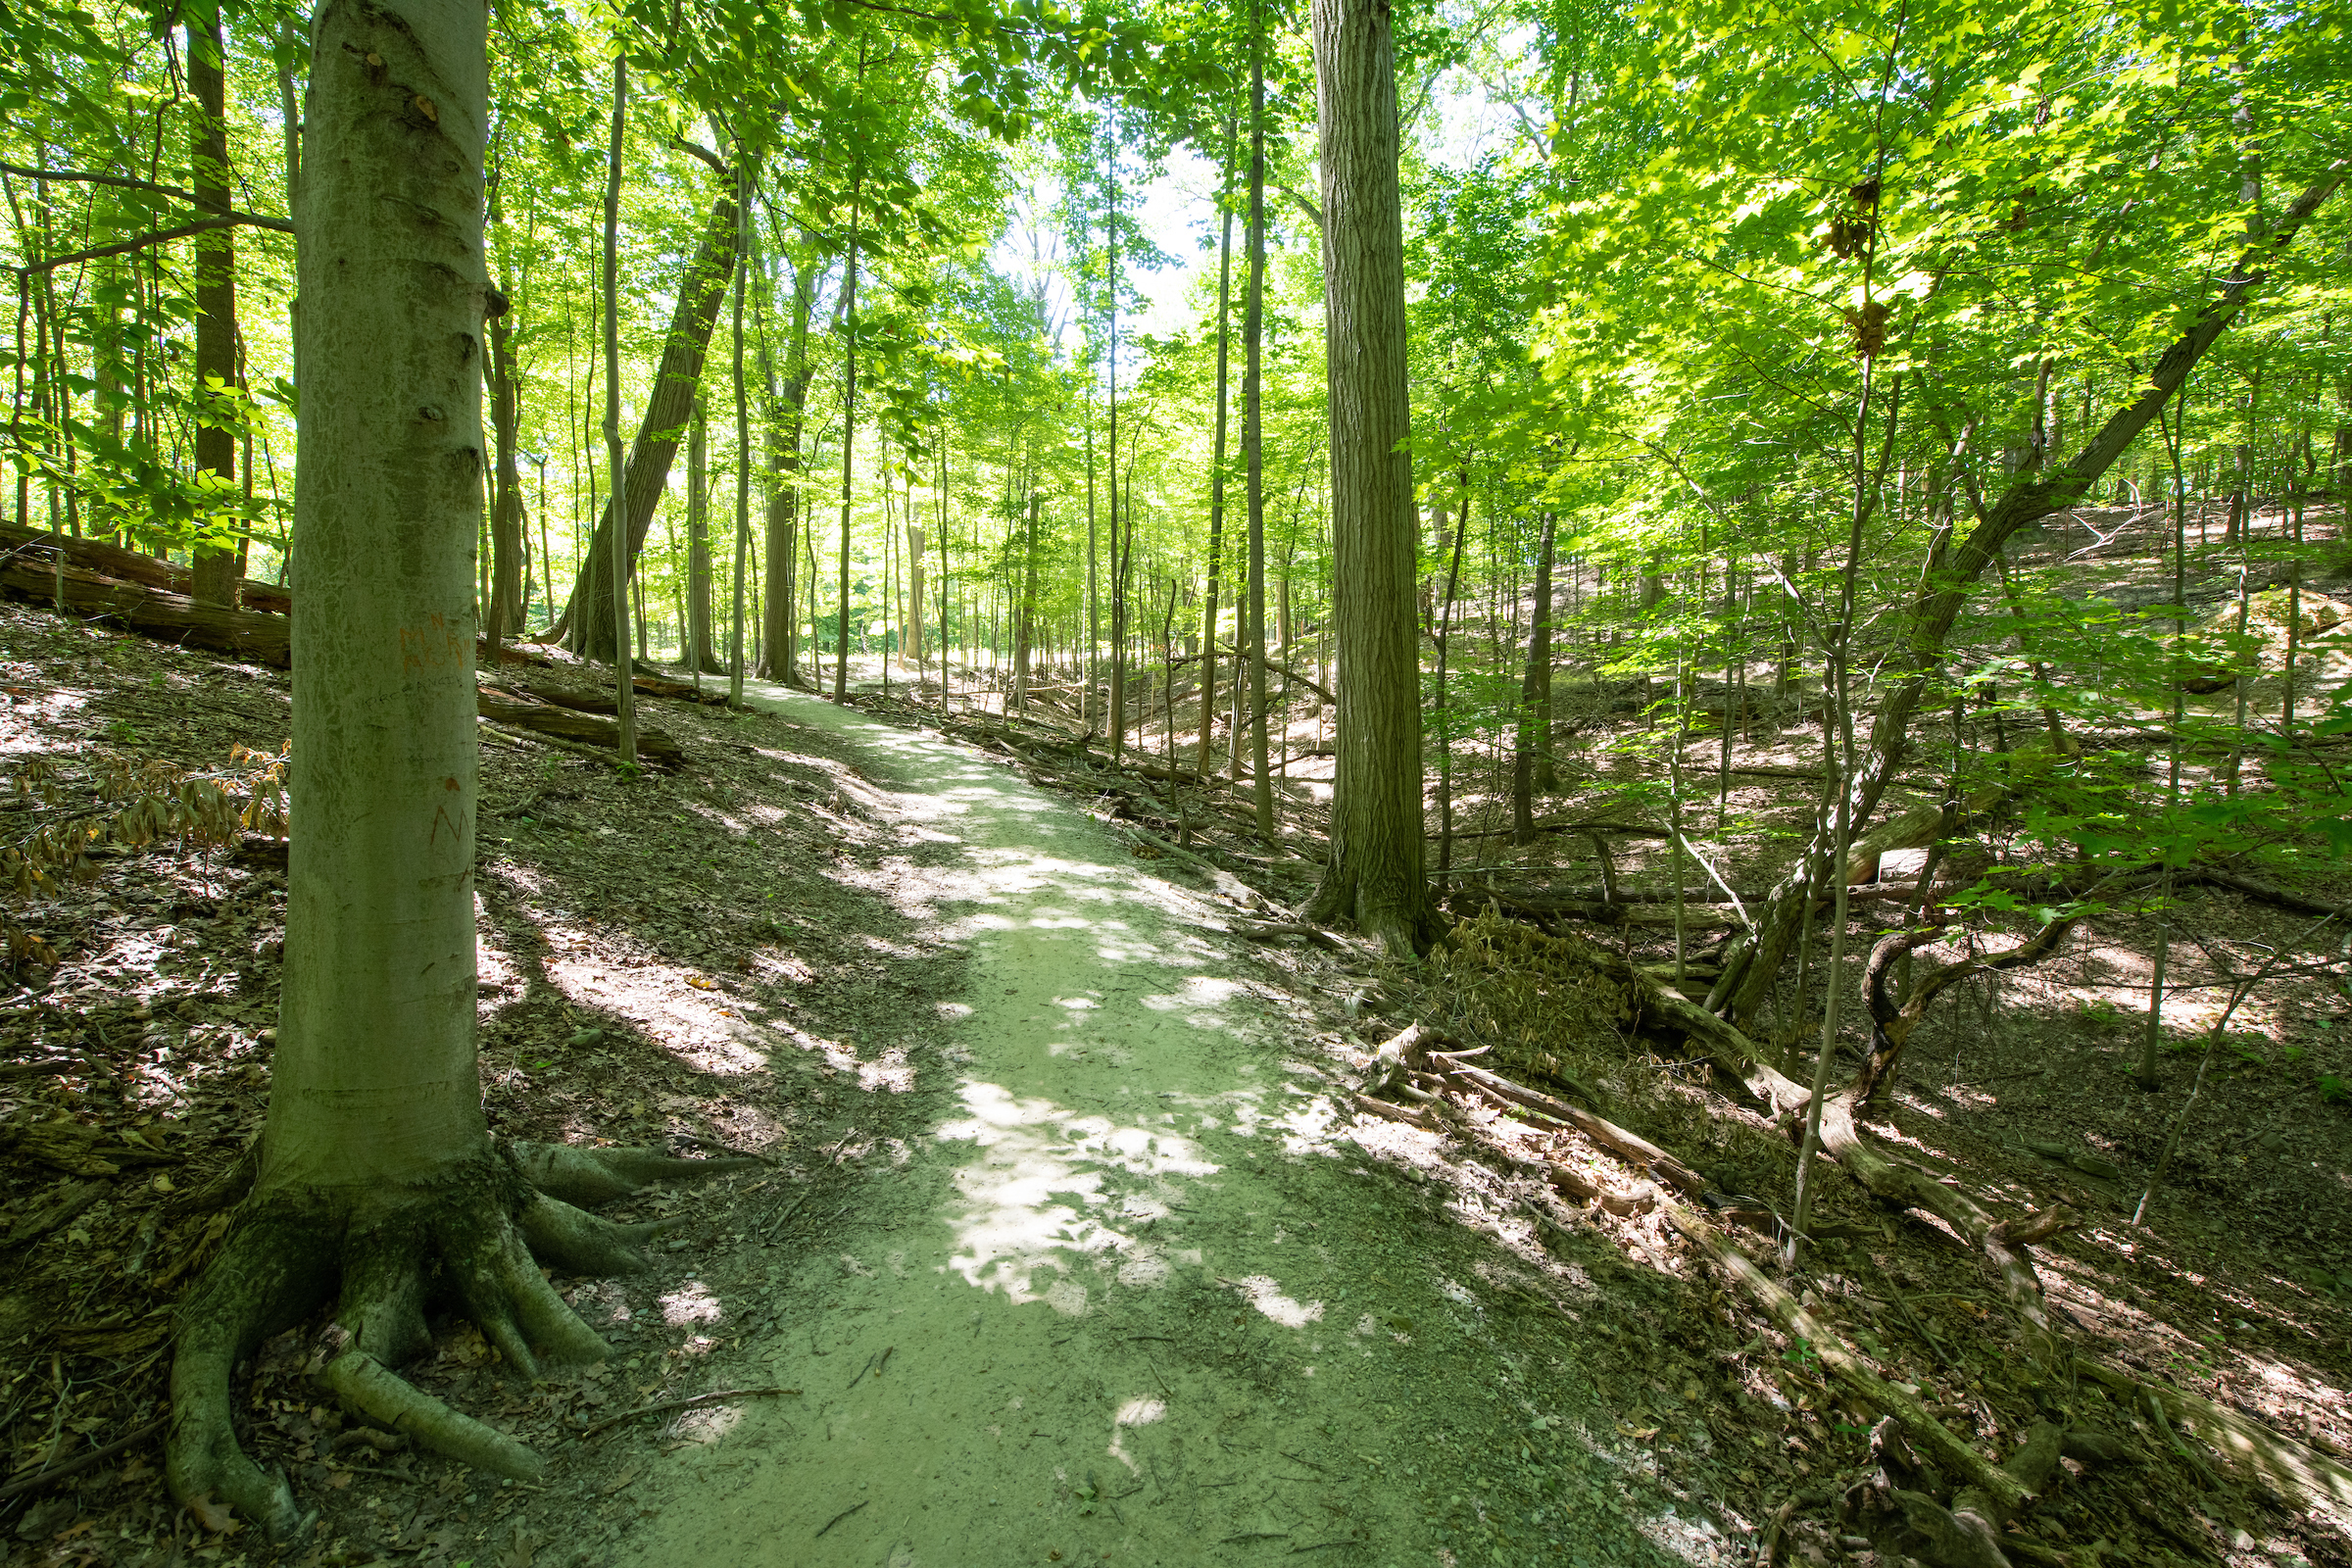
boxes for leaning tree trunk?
[1198,125,1235,773]
[1244,11,1275,839]
[686,400,716,672]
[757,245,813,686]
[188,3,240,609]
[560,182,743,662]
[1708,168,2345,1025]
[1300,0,1437,956]
[168,1,742,1536]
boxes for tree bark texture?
[686,401,716,672]
[1198,125,1235,773]
[758,247,812,684]
[266,0,488,1196]
[1302,0,1436,955]
[1245,13,1274,839]
[484,291,524,646]
[1512,507,1557,837]
[835,184,860,704]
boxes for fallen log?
[1439,1061,1715,1196]
[500,673,730,717]
[1,557,562,684]
[1351,1092,1435,1131]
[1,559,292,664]
[2187,866,2352,921]
[475,691,683,765]
[1664,1202,2034,1517]
[0,523,288,612]
[1579,945,1814,1108]
[1813,1091,2067,1369]
[2073,1357,2352,1515]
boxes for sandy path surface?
[615,686,1691,1568]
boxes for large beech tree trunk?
[1301,0,1437,955]
[167,3,740,1535]
[1708,169,2344,1024]
[267,0,490,1224]
[560,184,742,662]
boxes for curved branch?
[18,214,293,274]
[1857,906,2083,1104]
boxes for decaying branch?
[1858,908,2082,1105]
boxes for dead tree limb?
[1664,1202,2033,1515]
[1858,909,2082,1105]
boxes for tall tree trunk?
[171,0,491,1525]
[1432,484,1469,871]
[170,17,734,1534]
[1709,169,2345,1025]
[687,400,712,675]
[602,56,637,761]
[835,175,860,704]
[758,244,813,685]
[189,5,239,608]
[1082,399,1091,728]
[483,172,523,649]
[1104,124,1126,759]
[1199,121,1236,772]
[1512,507,1557,838]
[560,182,744,661]
[477,301,519,644]
[727,155,752,710]
[1244,22,1274,839]
[1300,0,1436,956]
[1013,487,1039,710]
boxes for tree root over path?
[167,1140,752,1540]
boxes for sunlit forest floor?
[0,496,2347,1565]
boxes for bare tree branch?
[17,214,293,275]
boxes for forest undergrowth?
[823,506,2352,1568]
[0,555,2347,1566]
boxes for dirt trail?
[612,685,1699,1568]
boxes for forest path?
[614,682,1683,1568]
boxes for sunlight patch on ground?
[1106,1395,1166,1474]
[1224,1274,1323,1328]
[672,1402,746,1446]
[661,1280,722,1326]
[857,1046,915,1093]
[933,1079,1222,1308]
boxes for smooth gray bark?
[265,0,488,1193]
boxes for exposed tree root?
[1552,931,2077,1365]
[168,1140,752,1540]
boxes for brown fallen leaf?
[185,1491,241,1535]
[596,1463,642,1496]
